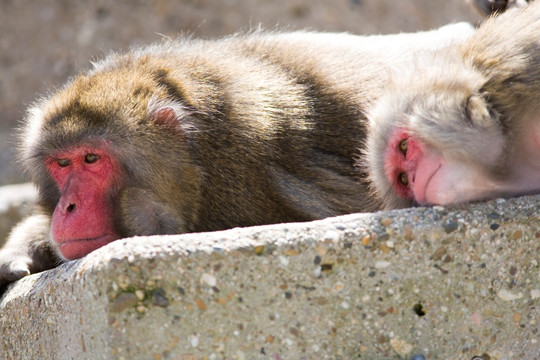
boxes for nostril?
[67,203,75,213]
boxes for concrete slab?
[1,195,539,360]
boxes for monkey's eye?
[398,172,408,186]
[57,158,70,167]
[84,153,99,164]
[398,139,408,155]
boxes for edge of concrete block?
[1,195,539,359]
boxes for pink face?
[384,128,445,205]
[46,143,122,260]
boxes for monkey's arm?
[0,214,63,288]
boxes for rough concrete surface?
[1,194,538,360]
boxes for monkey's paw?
[0,253,32,289]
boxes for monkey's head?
[364,63,510,209]
[20,58,203,260]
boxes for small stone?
[390,337,413,357]
[110,293,138,313]
[375,261,391,269]
[254,245,265,255]
[497,289,523,301]
[284,249,300,256]
[216,297,227,305]
[381,218,393,227]
[334,223,346,230]
[153,290,169,308]
[201,273,217,287]
[531,289,540,300]
[361,235,371,246]
[512,230,523,240]
[431,246,447,261]
[410,355,426,360]
[403,225,413,241]
[443,221,458,234]
[266,335,275,343]
[117,275,130,290]
[490,223,500,231]
[324,230,340,242]
[190,334,199,347]
[195,298,207,310]
[135,290,145,301]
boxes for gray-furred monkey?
[0,24,474,288]
[365,2,540,209]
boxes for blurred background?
[0,0,481,185]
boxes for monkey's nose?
[67,203,75,213]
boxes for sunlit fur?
[1,25,475,284]
[365,3,540,208]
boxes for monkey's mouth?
[58,234,118,260]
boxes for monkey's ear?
[150,106,178,128]
[465,94,496,128]
[148,105,190,137]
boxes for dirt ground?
[0,0,481,185]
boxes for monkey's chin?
[57,234,118,260]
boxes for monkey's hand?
[0,250,33,289]
[0,214,62,290]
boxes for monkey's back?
[26,29,471,233]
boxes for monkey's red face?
[384,128,445,204]
[384,128,509,206]
[46,143,122,260]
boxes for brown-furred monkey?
[365,2,540,209]
[0,25,475,287]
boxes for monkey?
[0,24,476,288]
[468,0,530,17]
[364,2,540,210]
